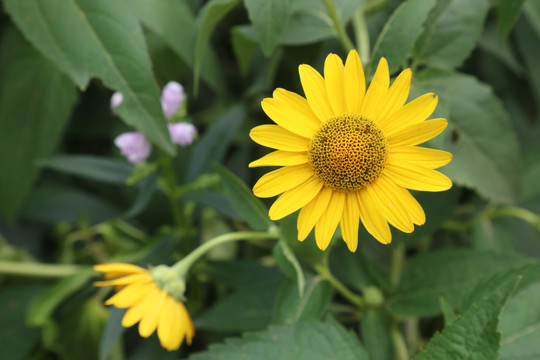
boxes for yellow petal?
[360,58,389,120]
[94,273,151,287]
[253,164,313,198]
[380,93,438,134]
[139,288,167,337]
[104,281,153,308]
[299,64,334,122]
[324,53,346,115]
[387,118,447,147]
[339,192,360,252]
[376,69,412,123]
[379,174,426,225]
[389,146,452,169]
[315,191,345,250]
[122,284,161,327]
[94,263,146,276]
[250,124,310,151]
[272,88,321,131]
[269,176,323,220]
[357,190,391,244]
[157,295,181,351]
[179,302,195,345]
[367,178,414,233]
[344,50,366,113]
[261,93,318,138]
[385,163,453,191]
[249,150,308,168]
[297,186,333,241]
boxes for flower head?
[114,132,151,164]
[161,81,186,119]
[168,122,197,146]
[249,50,452,252]
[94,263,194,351]
[110,91,124,110]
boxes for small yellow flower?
[94,263,194,351]
[250,50,452,251]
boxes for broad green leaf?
[497,0,527,42]
[0,28,77,217]
[194,276,283,332]
[524,0,540,37]
[128,0,223,92]
[38,155,133,185]
[370,0,436,74]
[387,249,523,316]
[187,105,245,181]
[20,185,121,225]
[414,0,489,68]
[26,269,94,326]
[521,146,540,201]
[0,285,44,360]
[414,69,521,204]
[189,320,369,360]
[193,0,240,93]
[214,163,272,231]
[273,240,306,296]
[415,274,520,360]
[231,25,259,75]
[272,276,331,325]
[3,0,174,153]
[500,281,540,359]
[515,17,540,110]
[244,0,293,56]
[361,309,394,360]
[99,308,126,360]
[439,297,456,325]
[478,23,524,76]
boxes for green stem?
[160,151,184,229]
[171,231,280,276]
[352,5,370,62]
[314,262,365,308]
[391,323,409,360]
[489,206,540,231]
[322,0,355,52]
[0,261,83,278]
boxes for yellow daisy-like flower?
[94,263,194,351]
[249,50,452,252]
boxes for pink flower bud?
[161,81,185,118]
[110,91,123,110]
[114,132,151,164]
[168,122,197,146]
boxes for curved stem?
[0,261,84,278]
[159,151,184,229]
[391,323,409,360]
[314,262,364,308]
[172,231,280,276]
[489,206,540,231]
[322,0,355,52]
[352,5,370,63]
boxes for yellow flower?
[94,263,194,351]
[250,50,452,252]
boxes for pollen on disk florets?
[308,114,388,192]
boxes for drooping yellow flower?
[94,263,194,351]
[250,50,452,252]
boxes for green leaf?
[272,275,331,325]
[361,309,394,360]
[187,105,245,181]
[3,0,174,153]
[26,269,94,326]
[38,155,133,185]
[244,0,293,56]
[515,17,540,110]
[194,276,283,332]
[189,320,369,360]
[231,25,259,75]
[214,163,272,231]
[524,0,540,37]
[0,28,77,217]
[99,307,126,360]
[414,0,489,68]
[497,0,527,42]
[439,297,456,325]
[193,0,240,93]
[0,284,44,360]
[500,281,540,359]
[415,274,520,360]
[414,69,521,204]
[274,240,306,296]
[128,0,224,92]
[387,249,524,317]
[279,213,327,265]
[370,0,436,74]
